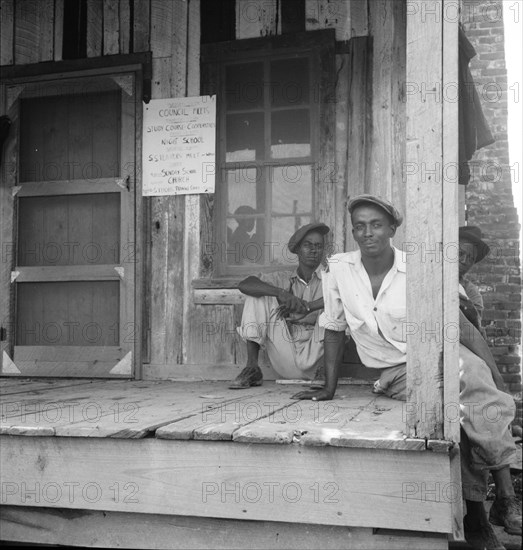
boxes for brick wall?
[460,1,522,401]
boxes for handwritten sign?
[142,96,216,196]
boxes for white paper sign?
[142,96,216,196]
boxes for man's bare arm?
[238,276,308,314]
[292,329,345,401]
[459,310,507,392]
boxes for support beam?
[405,0,460,441]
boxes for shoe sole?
[228,380,263,390]
[489,516,522,536]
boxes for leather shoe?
[229,366,263,389]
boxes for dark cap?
[347,194,403,227]
[459,226,490,263]
[288,222,330,254]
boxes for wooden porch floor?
[0,377,421,448]
[0,377,457,549]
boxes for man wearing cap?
[294,195,520,544]
[229,222,330,389]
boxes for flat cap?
[288,222,330,254]
[347,194,403,227]
[459,226,490,263]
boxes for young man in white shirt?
[294,195,521,547]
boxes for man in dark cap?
[294,196,520,545]
[229,222,330,389]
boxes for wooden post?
[405,0,459,441]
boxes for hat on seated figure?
[288,222,330,254]
[459,225,490,263]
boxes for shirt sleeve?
[319,266,348,332]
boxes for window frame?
[201,30,336,280]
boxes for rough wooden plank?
[0,379,93,396]
[53,0,64,61]
[86,0,103,57]
[186,305,236,365]
[37,0,54,62]
[156,387,292,441]
[305,0,351,40]
[334,52,349,254]
[367,0,393,200]
[236,0,279,39]
[405,1,445,439]
[103,0,119,55]
[390,0,407,248]
[119,0,131,54]
[193,288,245,305]
[0,436,453,532]
[345,36,369,251]
[13,265,121,282]
[441,3,460,445]
[0,78,17,368]
[0,507,449,549]
[349,0,369,37]
[0,0,14,65]
[133,0,150,52]
[182,0,201,364]
[14,0,38,64]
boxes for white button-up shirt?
[319,247,407,368]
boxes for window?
[201,30,335,277]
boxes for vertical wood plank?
[119,0,131,54]
[53,0,64,61]
[442,2,460,445]
[334,53,349,254]
[0,0,14,65]
[0,83,17,367]
[367,0,392,199]
[103,0,120,55]
[36,0,54,62]
[305,0,351,40]
[86,0,103,58]
[133,0,150,52]
[182,0,201,363]
[236,0,278,39]
[316,39,337,245]
[405,0,445,440]
[349,0,369,37]
[164,0,188,365]
[148,0,174,365]
[14,0,39,64]
[345,36,370,251]
[390,0,407,248]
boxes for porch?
[1,377,453,549]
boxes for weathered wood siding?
[0,0,408,376]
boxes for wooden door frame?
[0,54,149,379]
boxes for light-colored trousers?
[237,296,324,380]
[373,343,516,501]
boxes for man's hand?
[277,289,309,315]
[291,388,334,401]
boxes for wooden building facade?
[0,1,463,548]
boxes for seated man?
[229,222,330,389]
[293,195,521,548]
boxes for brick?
[501,374,522,384]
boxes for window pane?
[226,62,263,110]
[271,110,310,158]
[226,216,264,266]
[272,216,311,266]
[271,58,309,107]
[226,167,264,215]
[226,113,264,161]
[272,165,312,215]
